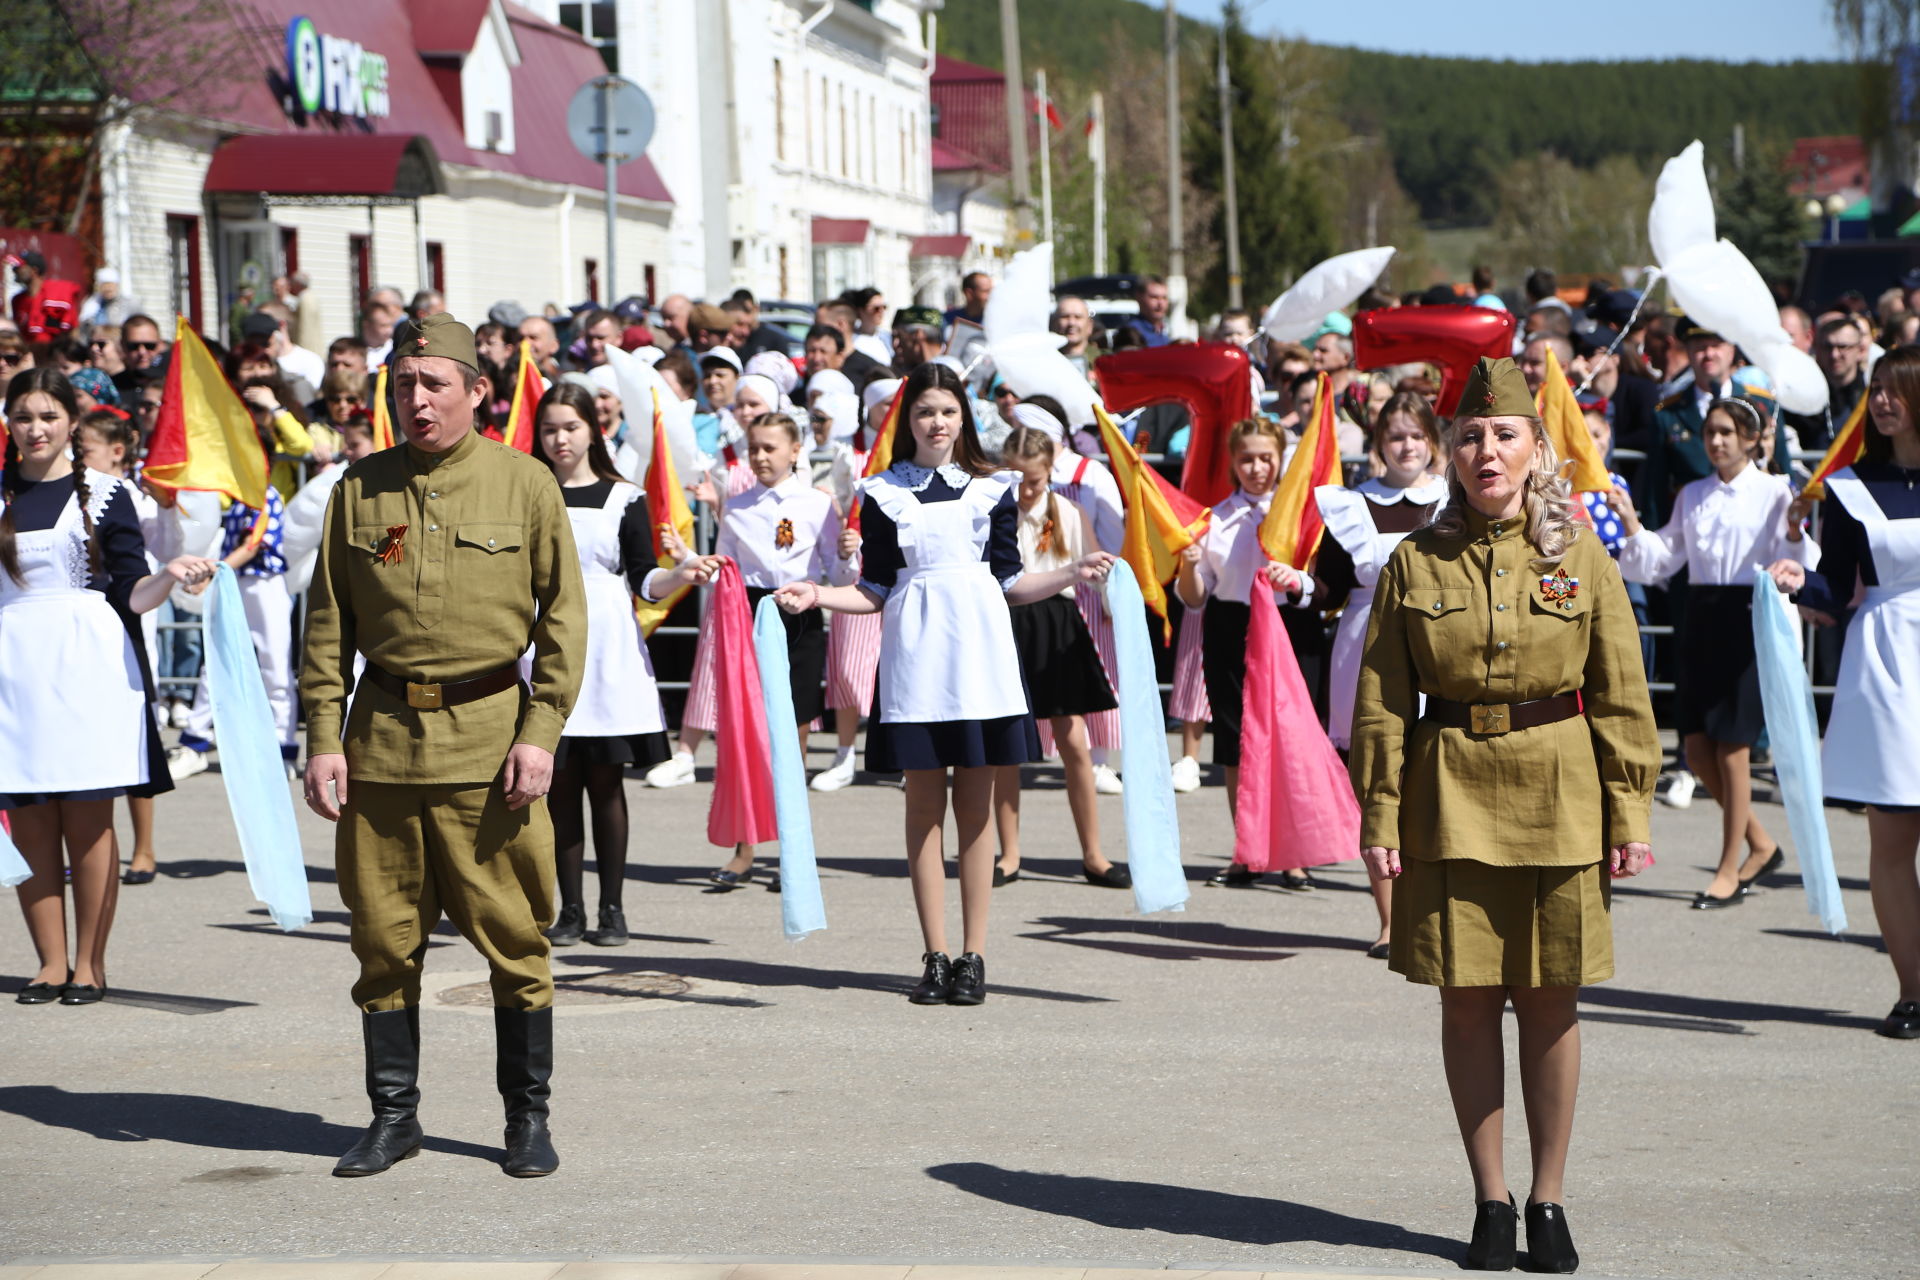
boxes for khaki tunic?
[1349,507,1658,866]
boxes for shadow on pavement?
[559,953,1111,1003]
[1018,915,1368,962]
[1578,986,1882,1032]
[1763,928,1885,952]
[1,982,255,1015]
[925,1161,1460,1261]
[0,1085,499,1163]
[158,859,337,884]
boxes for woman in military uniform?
[1350,357,1660,1273]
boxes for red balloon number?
[1094,342,1252,508]
[1352,306,1516,414]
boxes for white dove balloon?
[1260,246,1396,344]
[983,242,1101,427]
[603,343,700,484]
[1649,140,1827,415]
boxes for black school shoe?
[1464,1196,1516,1271]
[1209,863,1259,888]
[545,904,586,946]
[582,904,628,947]
[1524,1201,1580,1274]
[1878,1000,1920,1039]
[908,952,952,1004]
[948,953,986,1005]
[15,981,63,1005]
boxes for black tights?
[550,761,630,910]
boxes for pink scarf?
[1232,573,1361,872]
[706,558,779,847]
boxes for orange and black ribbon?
[378,524,407,565]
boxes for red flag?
[706,558,779,848]
[1231,573,1362,873]
[1259,372,1341,568]
[848,379,908,534]
[1805,388,1869,499]
[1044,100,1063,130]
[501,338,543,453]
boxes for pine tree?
[1185,1,1333,315]
[1716,143,1811,291]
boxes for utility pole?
[1217,30,1241,309]
[999,0,1033,237]
[1036,69,1054,244]
[1163,0,1186,332]
[1090,91,1107,275]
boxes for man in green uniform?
[1646,315,1734,524]
[300,312,585,1179]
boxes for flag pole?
[1090,92,1107,275]
[1036,69,1054,246]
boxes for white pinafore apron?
[1822,471,1920,807]
[0,481,148,793]
[1315,480,1439,748]
[869,471,1029,724]
[561,483,665,739]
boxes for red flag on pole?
[501,338,543,453]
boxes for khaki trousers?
[337,781,555,1012]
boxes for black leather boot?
[332,1007,423,1177]
[1464,1196,1517,1270]
[908,952,952,1004]
[1525,1201,1579,1273]
[496,1007,558,1177]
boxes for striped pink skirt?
[826,609,883,715]
[1074,582,1121,750]
[1169,605,1211,724]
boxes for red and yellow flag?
[1804,389,1869,500]
[369,362,396,450]
[1260,373,1341,568]
[1536,345,1610,493]
[501,338,543,453]
[847,379,908,533]
[144,316,270,542]
[637,389,697,637]
[1094,403,1211,636]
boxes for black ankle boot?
[948,952,986,1005]
[495,1007,558,1177]
[583,903,628,947]
[1464,1196,1517,1271]
[545,904,585,946]
[333,1007,423,1177]
[1525,1201,1579,1273]
[908,952,952,1004]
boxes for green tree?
[1715,143,1811,290]
[1481,152,1653,279]
[1185,1,1332,315]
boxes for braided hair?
[3,368,101,585]
[1002,425,1063,557]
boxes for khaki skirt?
[1389,857,1613,988]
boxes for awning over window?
[204,134,446,198]
[811,217,870,245]
[910,234,971,259]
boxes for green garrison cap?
[391,312,479,372]
[1453,355,1537,419]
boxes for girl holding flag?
[531,382,719,947]
[3,368,219,1005]
[775,363,1113,1007]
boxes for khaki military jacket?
[1349,506,1659,865]
[300,428,585,784]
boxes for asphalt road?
[2,738,1913,1277]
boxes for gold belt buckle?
[1470,703,1510,735]
[407,682,444,710]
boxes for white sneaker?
[1657,770,1695,810]
[1092,763,1125,795]
[646,751,696,788]
[168,747,210,781]
[168,700,193,730]
[811,753,857,792]
[1169,755,1202,794]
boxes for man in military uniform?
[1644,315,1735,525]
[301,312,585,1179]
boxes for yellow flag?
[1536,345,1612,493]
[143,316,268,512]
[636,388,697,637]
[1094,404,1210,638]
[1260,372,1342,568]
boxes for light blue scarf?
[753,595,827,939]
[206,566,312,931]
[0,819,27,887]
[1751,568,1845,935]
[1103,560,1189,914]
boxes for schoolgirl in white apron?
[774,364,1113,1008]
[3,369,216,1004]
[531,383,720,947]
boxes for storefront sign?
[286,16,391,119]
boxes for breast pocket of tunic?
[1402,586,1476,674]
[1528,579,1591,688]
[454,523,523,557]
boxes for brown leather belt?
[363,663,522,711]
[1424,693,1581,736]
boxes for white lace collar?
[891,459,972,492]
[1359,476,1446,507]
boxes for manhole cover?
[432,968,757,1014]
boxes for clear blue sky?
[1171,0,1847,63]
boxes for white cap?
[586,364,621,397]
[863,378,902,413]
[94,267,120,285]
[699,346,743,374]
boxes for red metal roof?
[929,54,1038,175]
[931,138,992,173]
[910,234,971,259]
[1788,135,1869,198]
[812,217,871,245]
[203,134,443,196]
[408,0,492,54]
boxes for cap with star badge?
[1452,355,1537,419]
[391,311,479,372]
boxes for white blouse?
[716,471,841,589]
[1619,462,1816,587]
[1195,488,1276,606]
[1016,492,1091,595]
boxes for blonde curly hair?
[1429,414,1583,570]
